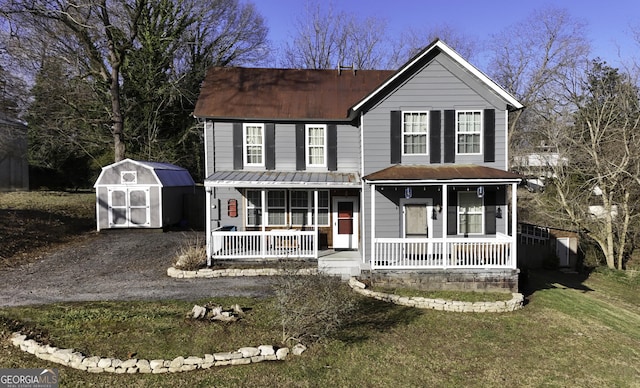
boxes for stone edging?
[9,332,306,374]
[167,266,317,278]
[348,278,524,313]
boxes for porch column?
[205,187,212,266]
[261,189,266,258]
[442,183,448,268]
[370,183,376,269]
[511,182,518,269]
[313,189,318,258]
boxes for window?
[267,190,286,226]
[244,123,264,165]
[403,112,428,155]
[245,190,262,226]
[306,124,326,166]
[458,191,483,234]
[457,111,482,154]
[290,190,330,226]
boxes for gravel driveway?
[0,230,274,307]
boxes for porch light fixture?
[496,207,503,219]
[432,204,442,220]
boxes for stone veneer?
[9,332,306,374]
[348,278,524,313]
[167,266,317,278]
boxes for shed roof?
[94,158,195,187]
[193,67,394,121]
[363,165,522,184]
[204,170,360,188]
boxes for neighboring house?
[512,144,566,192]
[0,114,28,191]
[194,39,524,291]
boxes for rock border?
[348,278,524,313]
[9,332,306,374]
[167,266,317,278]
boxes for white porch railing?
[211,230,317,259]
[372,237,513,269]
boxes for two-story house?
[194,39,524,291]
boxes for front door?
[108,187,151,228]
[332,197,358,249]
[401,198,433,238]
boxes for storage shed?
[94,159,195,230]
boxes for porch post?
[261,189,266,258]
[205,187,212,266]
[511,182,518,269]
[313,189,318,258]
[370,183,376,269]
[442,183,448,268]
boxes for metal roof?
[363,165,522,184]
[204,170,361,188]
[193,67,394,121]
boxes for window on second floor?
[456,111,482,154]
[403,112,428,155]
[306,124,326,167]
[458,191,484,235]
[243,123,264,166]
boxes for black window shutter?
[390,110,402,164]
[232,122,243,170]
[295,123,305,171]
[430,110,441,163]
[484,188,496,235]
[484,109,495,162]
[327,124,337,171]
[447,188,458,236]
[265,123,276,170]
[444,110,455,163]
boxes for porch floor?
[318,249,364,279]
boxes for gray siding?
[362,56,508,176]
[211,187,244,230]
[210,121,360,173]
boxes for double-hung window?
[306,124,326,167]
[290,190,330,226]
[244,123,264,166]
[245,190,262,226]
[458,191,483,234]
[456,111,482,154]
[403,112,428,155]
[267,190,286,226]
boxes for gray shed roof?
[94,158,195,187]
[204,170,360,188]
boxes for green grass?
[1,269,638,387]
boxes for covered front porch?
[364,165,521,270]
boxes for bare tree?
[542,60,640,270]
[486,6,591,165]
[281,1,389,70]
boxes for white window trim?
[243,123,265,166]
[402,111,429,156]
[245,190,262,227]
[288,190,331,227]
[455,110,483,156]
[266,190,287,226]
[457,191,484,235]
[305,124,327,167]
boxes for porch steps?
[318,251,363,280]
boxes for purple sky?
[254,0,639,68]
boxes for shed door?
[556,237,570,267]
[108,187,151,228]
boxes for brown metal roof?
[363,165,522,182]
[193,67,395,121]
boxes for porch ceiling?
[204,170,361,188]
[363,164,522,184]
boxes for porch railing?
[372,237,514,269]
[211,230,317,259]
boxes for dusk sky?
[254,0,640,68]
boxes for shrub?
[173,235,206,271]
[271,263,357,346]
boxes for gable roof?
[193,67,394,121]
[350,39,523,113]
